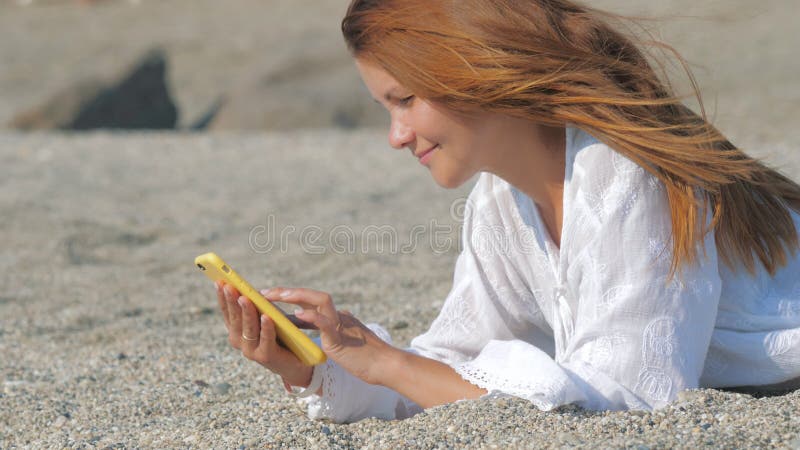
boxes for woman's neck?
[485,123,567,247]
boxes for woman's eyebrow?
[370,92,400,104]
[383,87,405,102]
[370,88,406,104]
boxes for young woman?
[215,0,800,423]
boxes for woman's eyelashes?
[397,95,415,106]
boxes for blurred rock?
[188,96,225,131]
[207,55,386,131]
[8,48,178,131]
[7,78,106,130]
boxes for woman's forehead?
[355,59,408,100]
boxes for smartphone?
[194,252,326,366]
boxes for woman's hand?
[260,287,398,386]
[215,280,313,388]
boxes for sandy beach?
[1,0,799,448]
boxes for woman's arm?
[379,347,488,409]
[262,286,487,407]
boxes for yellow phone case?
[194,252,326,366]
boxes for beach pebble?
[212,383,231,395]
[53,415,68,428]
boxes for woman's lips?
[418,145,438,165]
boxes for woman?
[215,0,800,423]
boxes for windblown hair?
[342,0,800,279]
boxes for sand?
[1,0,799,448]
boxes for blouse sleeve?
[450,146,723,411]
[298,324,416,423]
[300,173,550,422]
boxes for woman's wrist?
[281,365,314,389]
[282,364,324,397]
[373,345,409,387]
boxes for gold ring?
[242,334,258,341]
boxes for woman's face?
[355,58,505,189]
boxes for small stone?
[122,308,143,317]
[392,320,409,329]
[321,426,331,435]
[53,415,67,428]
[557,432,581,445]
[194,379,210,388]
[213,382,231,395]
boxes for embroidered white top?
[298,126,800,423]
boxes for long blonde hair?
[342,0,800,279]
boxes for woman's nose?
[388,118,414,150]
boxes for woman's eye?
[398,95,414,106]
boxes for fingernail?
[280,290,292,299]
[237,297,245,307]
[294,308,304,315]
[260,288,273,296]
[261,315,269,325]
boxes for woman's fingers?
[291,308,339,337]
[258,315,277,347]
[261,287,343,338]
[287,314,319,330]
[224,284,243,346]
[262,287,339,324]
[253,316,314,387]
[215,281,230,329]
[253,315,280,364]
[214,283,313,387]
[238,296,260,352]
[236,295,293,367]
[253,315,304,374]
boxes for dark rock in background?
[7,78,106,130]
[9,48,178,131]
[1,1,385,132]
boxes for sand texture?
[1,128,799,448]
[1,0,799,448]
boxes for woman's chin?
[431,169,473,190]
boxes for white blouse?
[298,126,800,423]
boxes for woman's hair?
[342,0,800,279]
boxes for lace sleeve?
[299,323,415,423]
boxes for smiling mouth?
[415,145,438,159]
